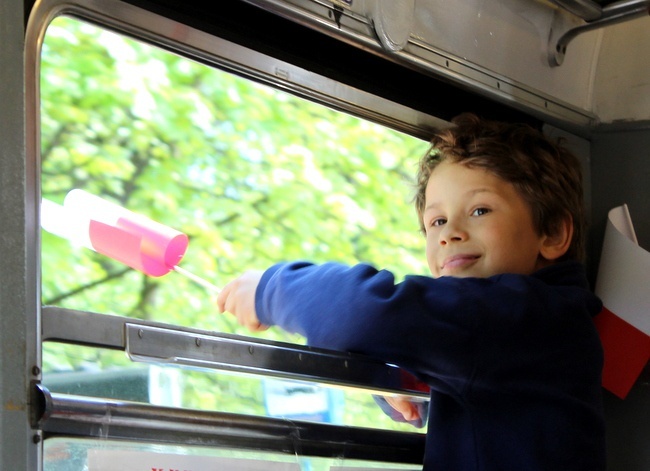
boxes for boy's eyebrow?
[466,187,495,199]
[424,187,494,212]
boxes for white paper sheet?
[595,204,650,336]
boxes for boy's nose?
[439,221,468,245]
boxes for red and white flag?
[594,204,650,399]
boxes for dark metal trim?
[36,385,425,464]
[42,306,430,398]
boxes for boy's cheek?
[425,244,440,277]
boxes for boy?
[217,113,606,470]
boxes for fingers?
[247,320,269,332]
[217,278,241,315]
[217,271,267,332]
[386,396,421,421]
[216,280,232,314]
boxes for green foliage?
[40,16,429,432]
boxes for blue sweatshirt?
[255,260,606,470]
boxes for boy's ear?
[540,216,573,261]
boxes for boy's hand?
[385,395,422,422]
[217,270,268,332]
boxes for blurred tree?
[40,16,430,430]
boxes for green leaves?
[41,16,430,329]
[40,16,428,430]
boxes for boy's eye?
[431,218,447,227]
[472,207,490,216]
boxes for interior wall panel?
[590,127,650,471]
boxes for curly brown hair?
[414,113,586,262]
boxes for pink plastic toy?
[41,189,218,292]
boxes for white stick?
[173,265,221,294]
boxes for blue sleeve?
[255,261,479,395]
[254,260,602,398]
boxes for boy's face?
[423,161,548,279]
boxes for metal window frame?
[30,0,448,140]
[37,307,428,462]
[27,0,433,466]
[42,307,430,399]
[36,385,426,464]
[1,0,41,468]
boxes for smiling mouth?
[441,255,480,270]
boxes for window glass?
[43,437,420,471]
[40,15,429,431]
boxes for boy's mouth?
[441,254,480,271]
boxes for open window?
[34,1,441,469]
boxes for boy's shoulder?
[528,260,589,289]
[422,260,597,312]
[414,260,588,290]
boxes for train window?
[40,15,429,431]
